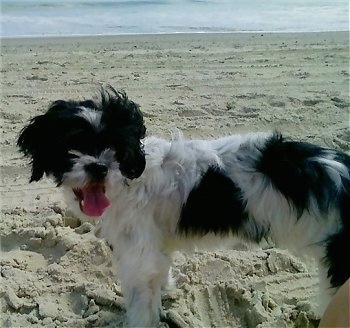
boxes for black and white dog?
[18,87,350,326]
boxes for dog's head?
[17,86,146,217]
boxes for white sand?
[1,32,349,327]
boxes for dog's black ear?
[17,114,50,182]
[17,100,73,182]
[101,87,147,179]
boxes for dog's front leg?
[115,246,171,327]
[124,284,159,327]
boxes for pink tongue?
[81,185,110,217]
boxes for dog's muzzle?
[71,162,111,218]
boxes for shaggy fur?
[18,87,350,327]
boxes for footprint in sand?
[302,99,324,106]
[178,109,206,117]
[331,97,349,109]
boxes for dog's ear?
[17,100,72,182]
[101,87,147,179]
[17,114,50,182]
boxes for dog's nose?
[84,162,108,180]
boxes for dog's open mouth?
[73,183,110,217]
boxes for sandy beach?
[1,32,349,327]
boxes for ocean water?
[1,0,349,38]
